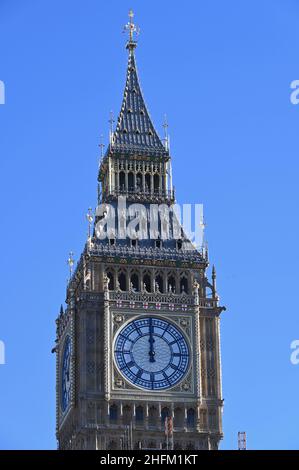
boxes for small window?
[109,239,115,246]
[131,239,138,248]
[123,128,128,134]
[177,239,182,250]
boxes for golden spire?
[123,9,140,48]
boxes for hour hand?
[148,319,155,362]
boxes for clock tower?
[55,11,225,450]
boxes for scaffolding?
[238,432,246,450]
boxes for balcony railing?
[104,187,175,201]
[88,243,205,263]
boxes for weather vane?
[123,9,140,44]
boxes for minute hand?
[148,318,155,363]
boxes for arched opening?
[187,408,196,428]
[177,239,183,250]
[109,404,118,423]
[119,171,125,191]
[118,272,126,291]
[136,173,142,191]
[154,174,160,192]
[123,405,132,425]
[107,271,114,291]
[168,275,176,293]
[130,273,139,292]
[174,407,184,428]
[155,274,163,293]
[143,273,151,292]
[145,174,151,192]
[128,172,134,191]
[180,277,188,294]
[136,406,144,424]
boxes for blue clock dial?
[61,336,71,412]
[114,317,190,390]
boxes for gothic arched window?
[168,275,176,293]
[128,172,134,191]
[143,273,151,292]
[107,271,114,291]
[155,274,163,293]
[180,276,188,294]
[118,272,126,291]
[136,172,142,191]
[119,171,125,191]
[130,273,139,291]
[145,173,151,192]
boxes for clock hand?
[148,317,155,363]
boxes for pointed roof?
[110,43,168,157]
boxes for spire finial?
[123,9,140,49]
[108,111,115,145]
[163,114,169,151]
[67,251,75,281]
[99,134,105,158]
[86,207,94,239]
[99,133,105,167]
[212,264,218,299]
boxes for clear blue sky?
[0,0,299,450]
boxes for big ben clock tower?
[55,11,225,450]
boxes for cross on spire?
[123,9,140,49]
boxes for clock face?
[114,316,190,390]
[61,336,71,412]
